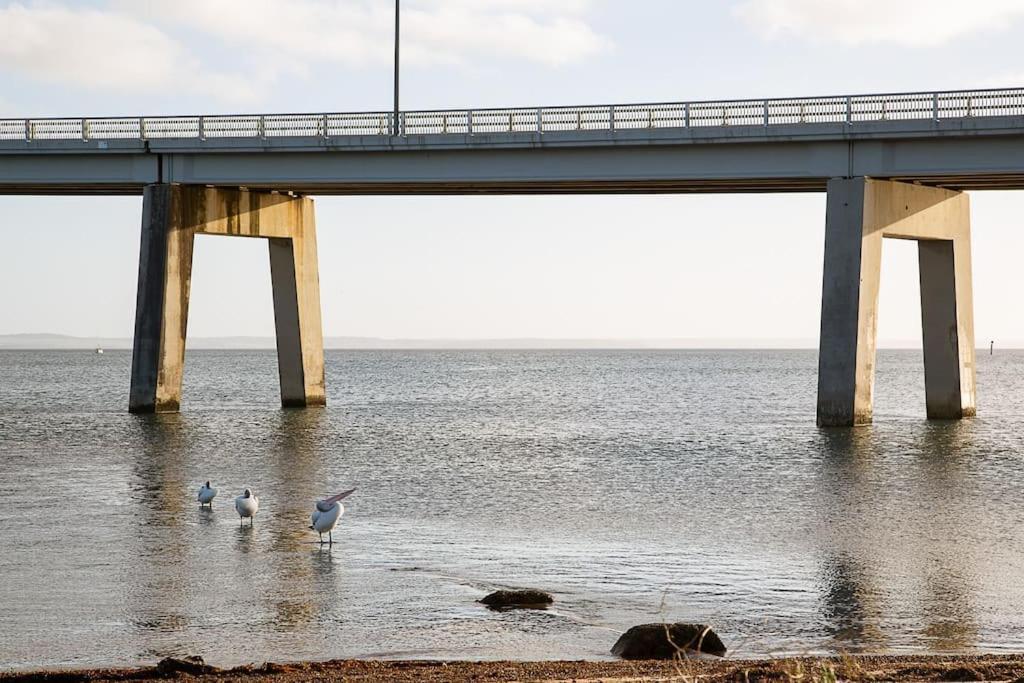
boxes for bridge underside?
[8,175,1024,195]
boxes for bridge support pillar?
[817,178,976,427]
[129,184,326,413]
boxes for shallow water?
[1,349,1023,670]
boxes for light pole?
[393,0,400,136]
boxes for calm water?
[1,349,1024,670]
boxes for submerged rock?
[479,589,554,609]
[155,655,217,676]
[611,623,727,659]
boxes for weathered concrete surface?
[129,185,193,413]
[817,178,976,427]
[129,185,325,413]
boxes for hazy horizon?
[0,331,1013,351]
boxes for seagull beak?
[324,488,356,505]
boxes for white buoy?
[197,481,217,508]
[235,489,259,525]
[310,489,355,544]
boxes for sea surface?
[1,349,1023,670]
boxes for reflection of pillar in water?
[263,409,342,632]
[124,413,195,654]
[914,423,978,651]
[815,428,887,651]
[818,553,886,649]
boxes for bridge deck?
[3,87,1024,194]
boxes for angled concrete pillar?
[817,178,975,427]
[129,184,325,413]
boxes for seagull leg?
[329,531,333,545]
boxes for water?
[1,349,1023,671]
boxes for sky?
[2,0,1024,345]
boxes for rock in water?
[155,655,216,676]
[611,623,727,659]
[479,589,554,609]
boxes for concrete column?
[816,178,976,427]
[129,185,194,413]
[918,238,976,419]
[269,211,326,406]
[129,185,326,413]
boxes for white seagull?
[310,489,356,544]
[197,481,217,508]
[235,489,259,526]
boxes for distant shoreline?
[1,333,1010,351]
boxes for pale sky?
[2,0,1024,344]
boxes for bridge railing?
[3,87,1024,142]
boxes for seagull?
[235,489,259,526]
[197,481,217,508]
[310,489,355,544]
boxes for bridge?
[3,86,1017,424]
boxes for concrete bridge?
[3,87,1020,424]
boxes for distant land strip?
[1,333,1011,350]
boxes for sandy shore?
[3,655,1024,682]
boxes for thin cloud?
[0,2,258,102]
[123,0,610,69]
[734,0,1024,47]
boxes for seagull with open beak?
[310,489,355,544]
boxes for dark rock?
[479,589,554,609]
[611,623,727,659]
[155,656,216,676]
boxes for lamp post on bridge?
[393,0,400,136]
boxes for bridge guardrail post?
[198,116,205,141]
[467,110,473,136]
[536,107,542,134]
[932,93,939,121]
[684,103,690,128]
[139,117,146,140]
[609,105,615,132]
[24,119,31,141]
[257,116,265,139]
[845,96,852,125]
[763,100,769,127]
[321,114,328,139]
[81,118,89,141]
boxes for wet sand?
[4,655,1024,682]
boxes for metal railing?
[3,87,1024,143]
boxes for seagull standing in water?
[310,489,355,544]
[197,481,217,508]
[235,489,259,526]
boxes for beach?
[5,655,1024,682]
